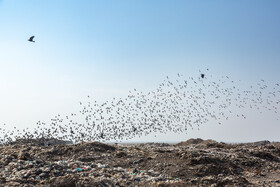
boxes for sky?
[0,0,280,143]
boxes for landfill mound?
[0,139,279,187]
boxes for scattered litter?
[0,139,279,186]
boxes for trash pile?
[0,138,279,186]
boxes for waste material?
[0,139,279,186]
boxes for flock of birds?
[0,69,279,144]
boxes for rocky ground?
[0,138,279,187]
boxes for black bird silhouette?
[28,36,35,42]
[2,68,280,144]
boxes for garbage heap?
[0,138,279,186]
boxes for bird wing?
[28,36,35,41]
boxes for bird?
[2,69,280,144]
[28,36,35,42]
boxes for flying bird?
[28,36,35,42]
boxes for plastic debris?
[0,139,279,186]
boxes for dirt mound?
[247,140,271,146]
[176,138,205,146]
[36,141,116,161]
[175,138,229,148]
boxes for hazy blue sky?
[0,1,279,142]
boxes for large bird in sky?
[28,36,35,42]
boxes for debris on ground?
[0,138,279,186]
